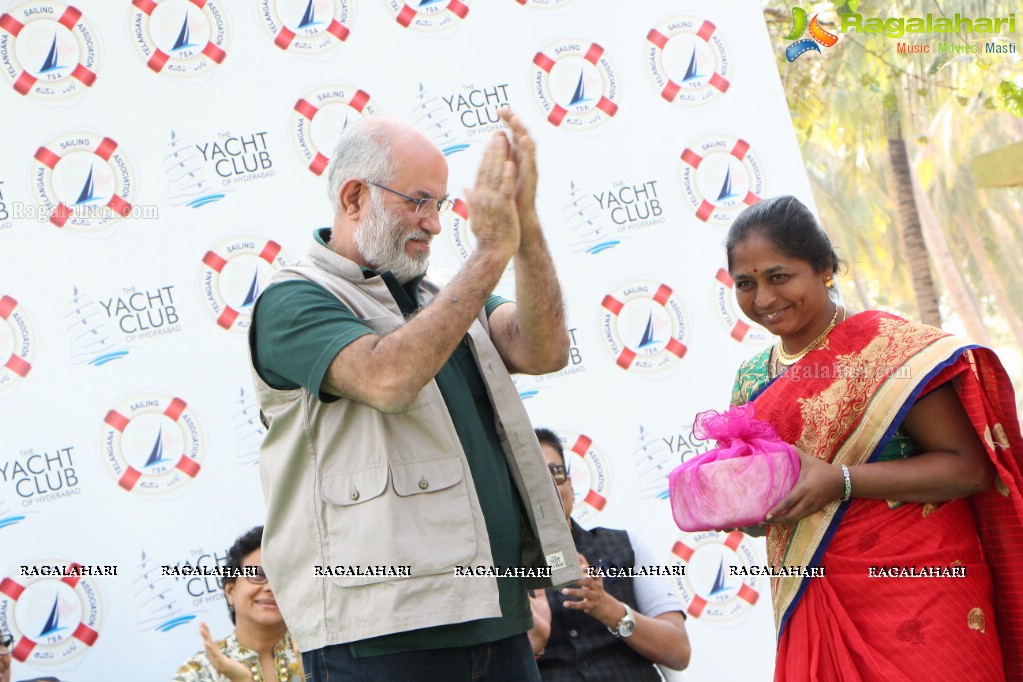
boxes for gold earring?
[824,276,835,289]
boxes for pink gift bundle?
[669,405,800,532]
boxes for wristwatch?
[608,604,636,638]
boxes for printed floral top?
[173,632,302,682]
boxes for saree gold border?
[771,335,970,634]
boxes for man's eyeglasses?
[367,181,453,217]
[548,463,568,485]
[242,566,268,585]
[1,630,13,653]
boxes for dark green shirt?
[251,229,530,656]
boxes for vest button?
[418,478,429,490]
[350,490,360,501]
[569,629,578,638]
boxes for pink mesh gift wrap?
[668,405,800,532]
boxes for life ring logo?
[129,0,228,78]
[0,2,99,101]
[670,530,760,622]
[0,559,103,665]
[260,0,352,53]
[199,236,288,332]
[384,0,469,32]
[598,280,688,374]
[645,16,730,106]
[559,430,611,526]
[679,134,764,225]
[101,392,204,495]
[292,84,376,176]
[532,39,620,130]
[713,268,771,344]
[31,131,136,232]
[0,295,36,393]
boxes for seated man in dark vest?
[530,428,690,680]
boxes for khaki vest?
[249,238,581,651]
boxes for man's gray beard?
[354,195,431,284]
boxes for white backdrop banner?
[0,0,816,679]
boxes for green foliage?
[998,81,1023,117]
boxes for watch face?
[619,619,637,637]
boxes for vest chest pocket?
[319,456,478,586]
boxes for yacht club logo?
[0,2,99,101]
[411,82,470,156]
[292,84,377,175]
[558,429,611,526]
[565,179,619,255]
[383,0,470,32]
[32,131,136,232]
[0,558,104,665]
[129,0,228,78]
[679,134,764,225]
[260,0,352,53]
[670,531,761,622]
[598,279,689,374]
[67,286,130,366]
[199,235,288,332]
[713,268,772,344]
[0,295,36,393]
[532,38,620,130]
[100,392,204,495]
[165,130,225,208]
[645,16,731,106]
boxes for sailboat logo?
[170,15,197,53]
[37,34,66,73]
[292,84,377,175]
[165,130,224,208]
[199,236,289,332]
[599,280,688,374]
[532,38,620,130]
[261,0,351,52]
[0,560,103,664]
[66,286,130,366]
[565,180,619,255]
[411,82,469,156]
[130,0,228,78]
[101,392,205,495]
[134,550,195,632]
[634,423,684,500]
[670,531,761,622]
[679,134,765,225]
[0,3,99,101]
[645,16,731,106]
[389,0,470,32]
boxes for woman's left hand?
[765,447,844,524]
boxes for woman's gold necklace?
[775,305,841,366]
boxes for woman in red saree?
[726,196,1023,681]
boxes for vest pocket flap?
[391,457,463,497]
[320,465,389,506]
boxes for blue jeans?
[302,633,541,682]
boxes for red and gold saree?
[732,311,1023,681]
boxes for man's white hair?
[325,116,403,216]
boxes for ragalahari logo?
[784,6,839,61]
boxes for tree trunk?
[910,172,991,344]
[964,213,1023,352]
[888,136,942,326]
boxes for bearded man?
[248,108,581,681]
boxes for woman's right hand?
[200,622,252,682]
[765,447,844,524]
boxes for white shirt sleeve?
[627,529,685,619]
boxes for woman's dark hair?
[534,427,564,465]
[726,195,841,277]
[223,525,262,624]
